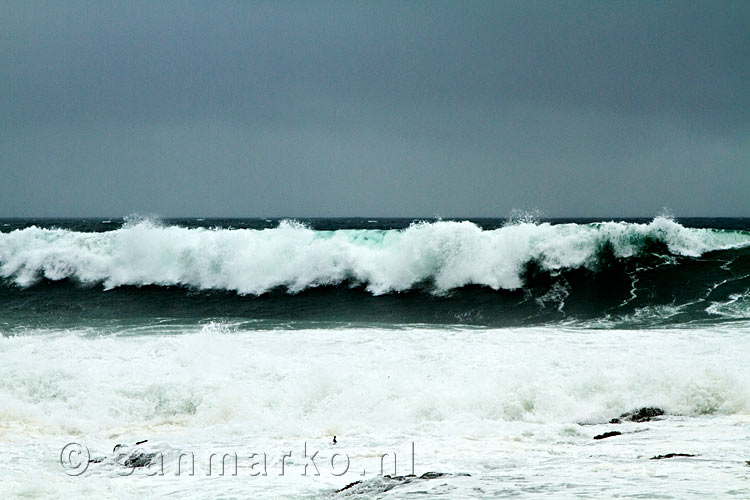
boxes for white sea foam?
[1,217,747,294]
[0,326,748,437]
[707,291,750,319]
[1,325,749,498]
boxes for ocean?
[1,216,749,498]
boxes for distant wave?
[1,217,749,295]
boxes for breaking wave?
[1,216,747,294]
[2,217,750,327]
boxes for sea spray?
[1,217,748,295]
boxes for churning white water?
[1,324,749,498]
[2,217,748,294]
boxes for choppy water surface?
[1,217,749,498]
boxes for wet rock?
[611,407,665,424]
[593,431,622,440]
[335,481,362,493]
[113,440,160,468]
[334,471,470,495]
[87,440,161,469]
[123,451,158,468]
[419,471,444,479]
[650,453,696,460]
[628,407,665,422]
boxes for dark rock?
[629,407,665,422]
[650,453,696,460]
[335,471,470,495]
[134,439,148,446]
[124,452,158,468]
[620,407,665,423]
[593,431,622,440]
[580,407,667,426]
[419,472,447,479]
[335,481,362,493]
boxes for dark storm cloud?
[1,0,748,216]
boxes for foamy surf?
[1,217,748,294]
[1,325,749,498]
[2,217,750,499]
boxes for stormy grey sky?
[1,1,748,217]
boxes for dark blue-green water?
[2,216,750,331]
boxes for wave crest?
[1,217,748,295]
